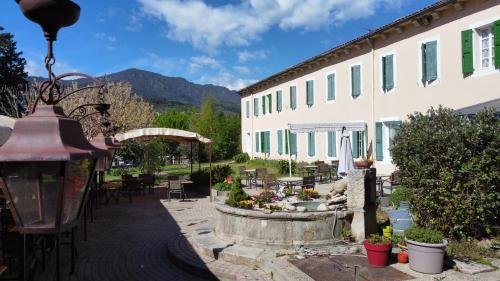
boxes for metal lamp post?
[0,1,111,280]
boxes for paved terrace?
[33,192,270,281]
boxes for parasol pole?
[209,142,212,202]
[288,125,292,177]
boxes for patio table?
[277,176,303,193]
[304,165,318,176]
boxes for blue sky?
[2,0,436,90]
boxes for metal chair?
[121,177,138,204]
[297,162,307,176]
[140,173,155,194]
[166,175,185,201]
[317,163,330,183]
[255,168,267,188]
[238,166,249,186]
[301,176,315,190]
[330,160,339,181]
[263,174,278,191]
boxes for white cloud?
[137,0,406,51]
[189,55,221,72]
[25,59,44,77]
[25,58,78,77]
[130,53,184,75]
[237,50,267,63]
[199,71,257,91]
[233,65,250,74]
[126,13,144,31]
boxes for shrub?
[297,189,320,201]
[225,177,250,207]
[405,226,443,244]
[238,200,254,209]
[191,169,210,186]
[389,187,414,208]
[367,234,391,245]
[108,167,129,177]
[212,164,232,184]
[213,182,232,191]
[233,152,250,163]
[445,239,496,265]
[391,107,499,239]
[277,160,297,175]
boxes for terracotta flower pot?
[363,240,392,268]
[406,238,447,274]
[354,159,373,169]
[397,252,409,263]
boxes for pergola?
[286,122,366,177]
[115,128,214,198]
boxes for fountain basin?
[215,204,353,249]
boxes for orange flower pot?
[397,252,409,263]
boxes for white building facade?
[239,0,500,174]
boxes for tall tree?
[0,26,28,117]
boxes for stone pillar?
[347,168,378,242]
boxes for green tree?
[391,107,499,239]
[154,109,192,164]
[0,26,28,117]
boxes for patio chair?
[238,165,249,186]
[166,175,185,201]
[301,176,315,190]
[263,174,278,191]
[255,168,267,188]
[121,177,138,204]
[297,162,307,176]
[317,163,330,183]
[140,173,155,194]
[330,160,339,181]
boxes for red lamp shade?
[90,133,121,172]
[0,105,107,234]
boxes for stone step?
[192,228,235,259]
[219,244,265,266]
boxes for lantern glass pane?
[1,162,62,230]
[62,159,93,225]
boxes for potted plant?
[363,234,392,267]
[405,226,447,274]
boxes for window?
[420,40,438,85]
[277,130,283,155]
[276,90,282,112]
[290,86,297,110]
[255,131,260,152]
[326,73,335,101]
[253,98,259,116]
[245,100,250,118]
[375,121,401,162]
[351,131,365,159]
[285,130,297,155]
[327,131,336,158]
[480,27,494,69]
[381,54,395,92]
[351,65,361,98]
[262,96,266,115]
[307,132,315,157]
[267,94,272,113]
[306,80,314,107]
[260,131,270,154]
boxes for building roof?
[238,0,463,96]
[456,98,500,116]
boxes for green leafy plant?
[296,189,320,201]
[225,177,250,207]
[342,228,353,242]
[405,226,444,244]
[253,190,276,207]
[213,182,232,191]
[238,200,254,209]
[367,234,391,245]
[389,187,414,208]
[391,107,499,239]
[445,239,496,266]
[212,164,232,184]
[277,160,297,175]
[233,152,250,163]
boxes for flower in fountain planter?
[238,200,255,209]
[297,189,321,201]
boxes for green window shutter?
[285,129,289,154]
[308,132,315,157]
[461,29,474,74]
[277,90,282,112]
[352,131,359,158]
[267,131,271,153]
[385,55,394,90]
[382,56,387,91]
[290,86,297,110]
[327,131,336,157]
[255,132,260,152]
[254,98,259,116]
[351,65,361,97]
[361,131,366,158]
[375,122,383,161]
[306,80,314,106]
[494,20,500,68]
[261,132,265,153]
[290,133,297,155]
[277,130,283,155]
[421,43,427,83]
[246,101,250,118]
[268,94,272,113]
[262,96,266,114]
[327,74,335,100]
[425,41,438,81]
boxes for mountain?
[30,68,241,114]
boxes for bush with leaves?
[405,226,444,244]
[225,177,250,207]
[391,107,499,239]
[233,152,250,163]
[212,182,232,191]
[389,187,414,208]
[212,164,232,183]
[277,160,297,175]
